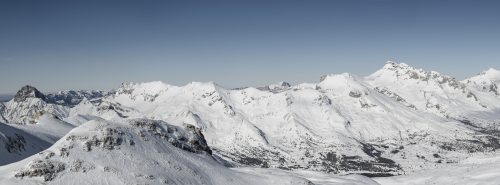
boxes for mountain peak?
[13,85,46,102]
[382,61,414,71]
[480,68,500,78]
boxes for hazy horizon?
[1,0,499,94]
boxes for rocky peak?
[257,81,292,92]
[14,86,46,102]
[383,61,412,70]
[370,61,464,88]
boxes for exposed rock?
[129,119,212,154]
[14,85,46,102]
[82,128,123,151]
[45,90,105,107]
[69,159,95,172]
[349,91,362,98]
[14,159,65,181]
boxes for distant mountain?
[365,62,500,129]
[1,86,69,124]
[0,86,106,125]
[463,68,500,96]
[45,90,106,107]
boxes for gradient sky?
[1,0,499,94]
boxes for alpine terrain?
[1,62,499,184]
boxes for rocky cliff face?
[1,86,68,124]
[13,86,46,102]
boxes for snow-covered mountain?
[0,86,69,125]
[62,63,500,176]
[0,62,499,184]
[0,86,97,165]
[365,62,500,129]
[0,118,314,185]
[0,86,105,125]
[463,68,500,96]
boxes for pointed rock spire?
[13,85,46,102]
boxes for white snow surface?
[0,115,75,165]
[374,153,500,185]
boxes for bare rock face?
[15,159,65,181]
[4,133,26,153]
[66,128,124,152]
[83,128,124,151]
[1,85,69,124]
[129,119,212,154]
[14,85,46,102]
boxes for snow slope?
[374,153,500,185]
[0,118,314,185]
[0,115,75,165]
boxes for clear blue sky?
[1,0,499,94]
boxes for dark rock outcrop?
[14,85,46,102]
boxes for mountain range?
[0,62,499,184]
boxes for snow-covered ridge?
[366,61,500,128]
[1,61,499,183]
[45,90,106,107]
[0,86,106,125]
[0,118,314,185]
[57,62,499,176]
[463,68,500,96]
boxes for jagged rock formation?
[13,86,46,102]
[45,90,105,107]
[257,81,292,93]
[0,86,68,124]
